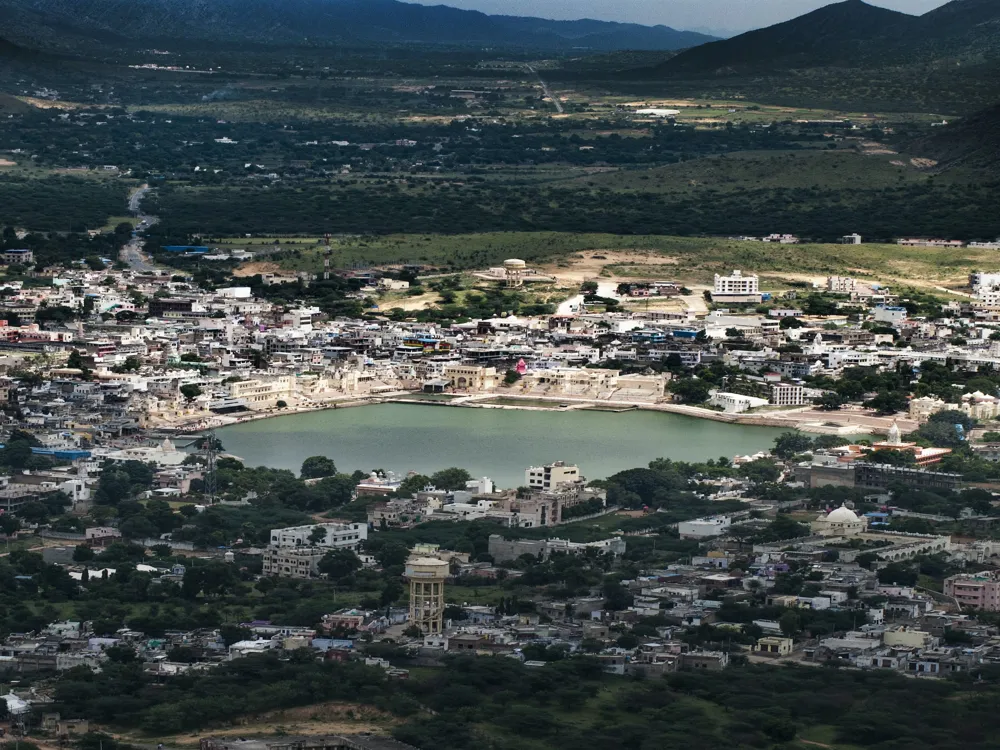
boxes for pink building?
[944,571,1000,611]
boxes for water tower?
[503,258,526,288]
[405,557,449,634]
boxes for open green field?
[566,149,954,194]
[233,231,995,289]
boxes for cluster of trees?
[43,647,1000,750]
[3,105,813,177]
[152,171,1000,242]
[0,179,124,233]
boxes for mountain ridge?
[642,0,1000,77]
[0,0,718,51]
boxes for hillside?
[905,0,1000,59]
[0,0,717,51]
[641,0,1000,77]
[909,103,1000,171]
[649,0,913,74]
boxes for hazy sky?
[408,0,952,35]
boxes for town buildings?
[944,572,1000,611]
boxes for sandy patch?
[378,291,441,311]
[0,159,15,167]
[233,261,282,277]
[116,702,398,747]
[19,97,78,109]
[538,249,679,286]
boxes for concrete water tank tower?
[503,258,526,288]
[405,557,450,634]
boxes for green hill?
[909,103,1000,171]
[648,0,914,74]
[641,0,1000,76]
[0,0,717,51]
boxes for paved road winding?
[122,185,159,272]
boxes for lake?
[216,403,783,487]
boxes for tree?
[395,474,432,498]
[740,459,781,484]
[864,390,908,416]
[180,384,202,402]
[381,578,404,605]
[67,349,87,370]
[663,353,684,371]
[430,467,472,491]
[372,541,410,569]
[308,526,328,545]
[779,610,801,637]
[815,392,845,411]
[877,562,918,586]
[773,432,813,459]
[72,544,95,562]
[503,369,521,386]
[670,377,711,404]
[301,455,337,479]
[318,549,362,581]
[779,316,804,329]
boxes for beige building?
[228,376,296,409]
[443,364,498,391]
[262,547,326,579]
[883,626,935,649]
[525,461,580,491]
[514,368,668,402]
[406,557,449,634]
[754,637,794,657]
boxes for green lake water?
[216,403,783,487]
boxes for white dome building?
[812,504,867,537]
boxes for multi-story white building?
[262,547,326,579]
[873,306,908,325]
[970,272,1000,293]
[827,276,858,294]
[269,522,367,550]
[525,461,580,491]
[712,270,761,303]
[1,248,34,265]
[771,384,806,406]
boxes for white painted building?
[678,516,732,539]
[709,391,769,414]
[269,522,367,550]
[713,270,759,299]
[873,306,908,325]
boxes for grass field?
[565,150,948,194]
[229,231,995,290]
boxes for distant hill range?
[910,103,1000,171]
[643,0,1000,75]
[0,0,717,51]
